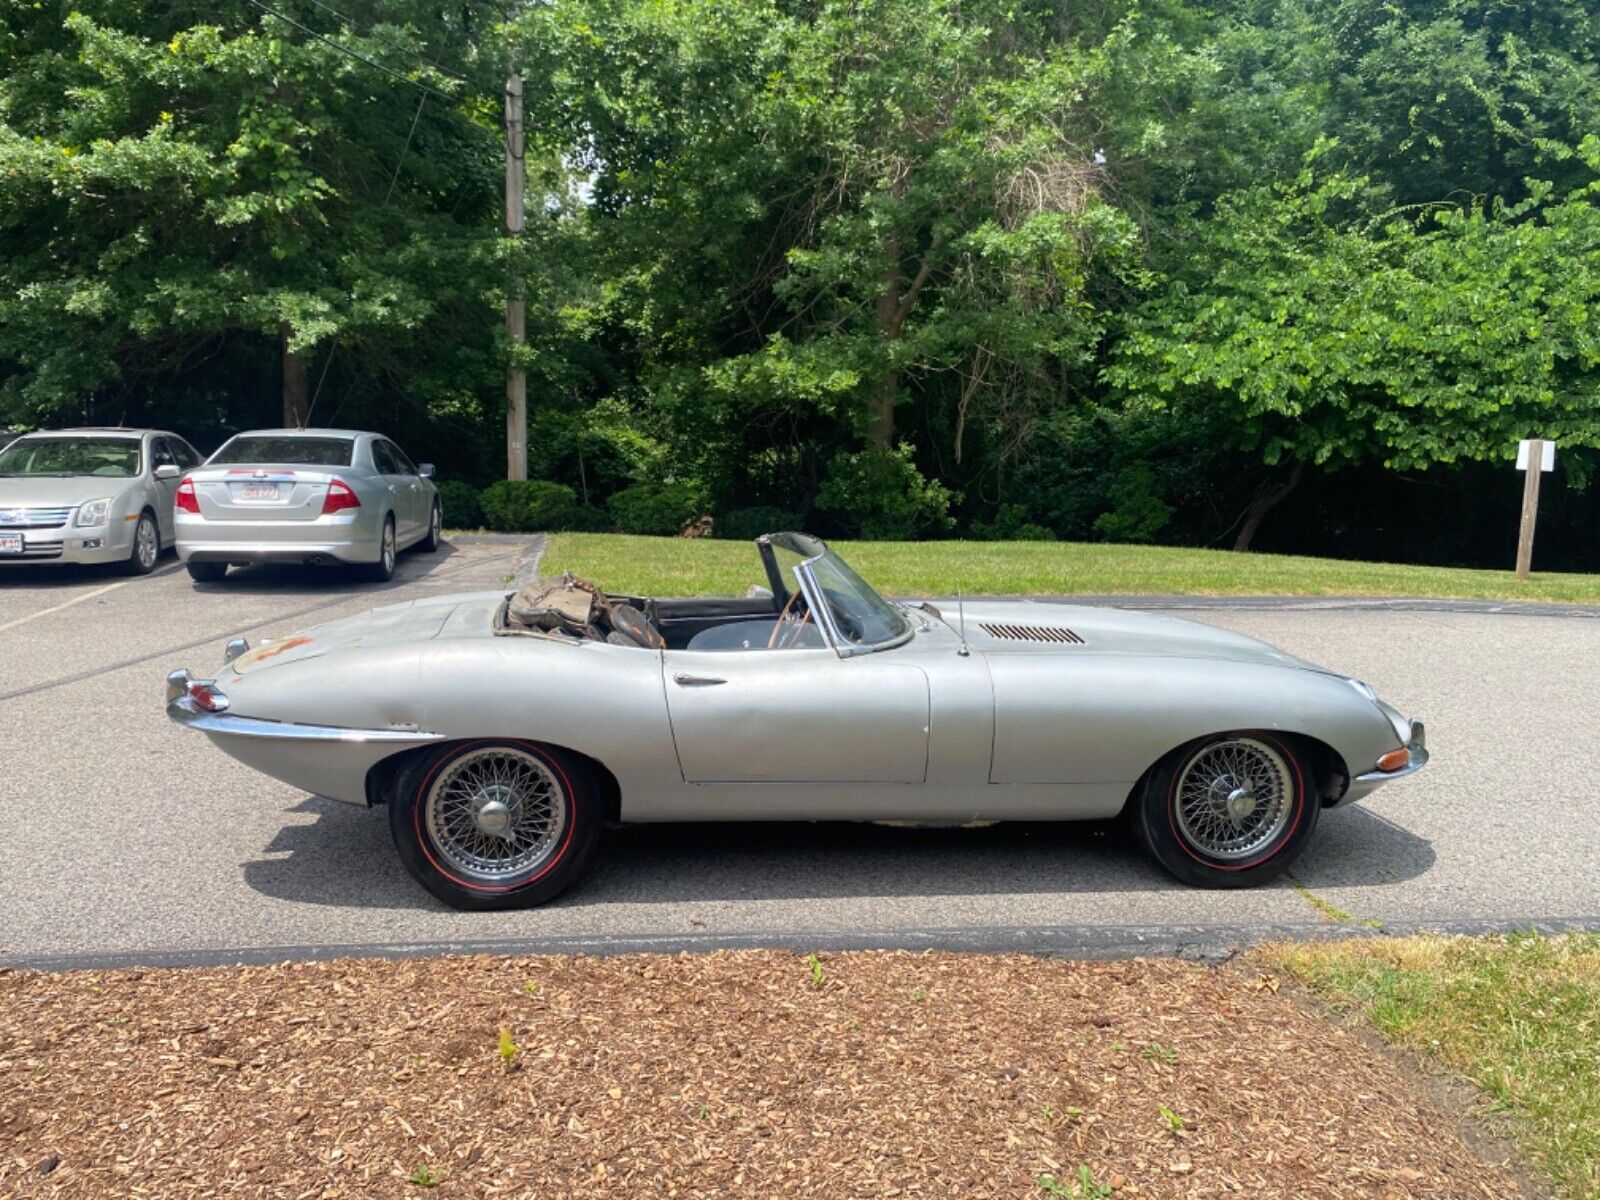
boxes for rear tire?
[387,740,603,911]
[368,516,396,582]
[420,501,441,552]
[186,560,228,583]
[1130,731,1319,889]
[124,511,160,576]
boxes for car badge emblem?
[0,509,18,524]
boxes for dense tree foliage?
[3,0,1598,561]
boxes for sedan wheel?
[1130,731,1318,888]
[368,517,396,582]
[420,501,442,552]
[125,511,160,575]
[388,740,602,910]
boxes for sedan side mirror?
[153,464,180,480]
[418,463,435,478]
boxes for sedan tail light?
[321,478,361,515]
[175,477,200,514]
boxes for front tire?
[125,510,160,575]
[186,560,228,583]
[1130,731,1318,889]
[387,740,603,911]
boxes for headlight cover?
[75,497,111,527]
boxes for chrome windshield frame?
[764,532,913,660]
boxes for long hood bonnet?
[946,599,1314,670]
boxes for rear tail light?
[175,477,199,514]
[186,680,229,713]
[321,478,361,515]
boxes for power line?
[241,0,458,102]
[299,0,473,83]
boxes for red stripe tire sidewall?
[1164,732,1308,872]
[411,740,580,894]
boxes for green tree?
[0,0,500,430]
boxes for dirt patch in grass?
[1,951,1529,1198]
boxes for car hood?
[226,591,505,675]
[937,599,1317,671]
[0,476,134,508]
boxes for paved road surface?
[3,541,1597,968]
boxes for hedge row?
[437,479,800,540]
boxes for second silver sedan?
[174,428,441,583]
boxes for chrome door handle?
[673,673,727,687]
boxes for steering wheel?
[766,588,808,649]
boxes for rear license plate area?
[239,483,281,501]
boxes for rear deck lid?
[228,598,459,674]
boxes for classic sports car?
[166,533,1427,909]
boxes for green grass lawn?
[541,533,1600,602]
[1262,934,1600,1200]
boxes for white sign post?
[1514,438,1555,580]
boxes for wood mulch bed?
[0,951,1524,1198]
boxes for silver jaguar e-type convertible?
[166,533,1426,909]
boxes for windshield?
[0,437,142,478]
[210,436,355,467]
[802,548,910,649]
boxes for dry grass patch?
[1,951,1528,1198]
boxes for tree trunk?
[281,324,309,428]
[1232,460,1305,552]
[869,253,902,451]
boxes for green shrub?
[970,503,1057,541]
[817,443,955,540]
[609,482,710,536]
[480,480,578,532]
[716,506,801,540]
[432,480,484,530]
[560,504,612,532]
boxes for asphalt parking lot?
[3,540,1598,968]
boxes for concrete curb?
[10,916,1599,972]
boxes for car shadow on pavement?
[0,554,182,588]
[242,796,1434,911]
[185,540,462,595]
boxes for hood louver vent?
[978,622,1084,645]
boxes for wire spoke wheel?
[1173,737,1294,861]
[423,747,568,883]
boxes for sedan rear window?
[210,436,355,467]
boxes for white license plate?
[240,483,281,500]
[0,533,22,554]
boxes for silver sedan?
[174,428,441,583]
[0,427,202,573]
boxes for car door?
[385,440,427,542]
[661,645,931,783]
[367,439,410,540]
[148,438,182,540]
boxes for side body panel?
[987,653,1403,790]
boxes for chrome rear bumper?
[165,668,444,744]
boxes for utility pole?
[504,72,527,480]
[1514,438,1554,580]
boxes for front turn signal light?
[1376,747,1411,773]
